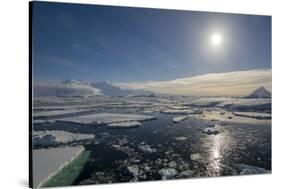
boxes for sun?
[210,33,222,46]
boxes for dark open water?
[34,111,271,185]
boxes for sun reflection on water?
[206,131,231,176]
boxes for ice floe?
[172,116,188,123]
[33,130,95,146]
[33,146,85,187]
[233,164,269,175]
[161,109,202,115]
[107,121,142,129]
[193,109,271,126]
[174,136,187,141]
[233,112,271,120]
[33,109,90,118]
[56,113,156,126]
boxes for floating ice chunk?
[107,121,142,129]
[180,170,194,177]
[233,112,271,120]
[174,137,187,141]
[144,166,150,171]
[190,153,203,161]
[33,130,95,146]
[56,113,156,126]
[172,116,188,123]
[159,168,178,180]
[168,161,177,168]
[202,127,220,135]
[233,164,269,175]
[127,165,139,178]
[138,144,156,153]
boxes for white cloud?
[116,69,271,97]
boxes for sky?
[32,2,271,96]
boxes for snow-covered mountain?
[92,81,132,96]
[33,80,138,97]
[33,80,102,97]
[246,86,271,99]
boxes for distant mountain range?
[246,86,271,99]
[33,79,151,97]
[34,79,271,99]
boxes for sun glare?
[211,33,222,46]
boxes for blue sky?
[32,2,271,83]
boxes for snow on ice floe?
[33,145,85,187]
[174,136,188,141]
[161,109,202,115]
[233,112,271,120]
[107,121,142,128]
[33,130,95,146]
[33,109,91,118]
[172,116,189,123]
[186,98,227,107]
[216,98,271,111]
[232,164,269,175]
[185,97,271,111]
[55,113,156,126]
[193,109,271,126]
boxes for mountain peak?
[246,86,271,99]
[62,79,81,85]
